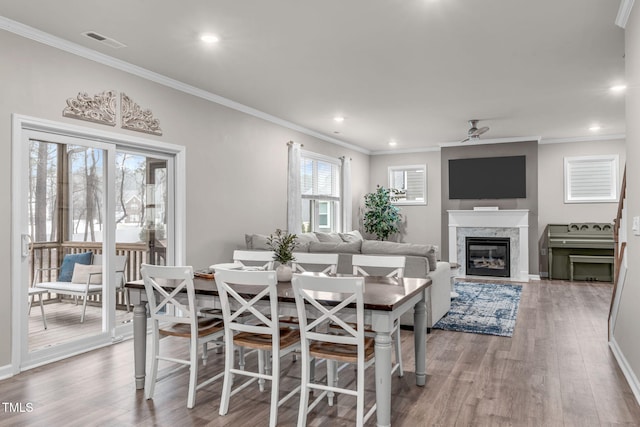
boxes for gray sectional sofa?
[245,231,451,329]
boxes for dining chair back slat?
[292,252,339,274]
[352,254,405,278]
[232,250,275,270]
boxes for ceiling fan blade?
[475,126,490,136]
[460,137,470,143]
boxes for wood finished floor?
[3,279,640,426]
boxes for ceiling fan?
[460,119,490,143]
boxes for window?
[564,155,618,203]
[301,152,341,232]
[388,165,427,205]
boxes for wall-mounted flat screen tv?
[448,155,526,199]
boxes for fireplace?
[465,237,510,277]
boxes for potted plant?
[363,185,401,241]
[267,229,298,281]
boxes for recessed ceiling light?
[589,125,602,131]
[200,34,220,43]
[389,140,397,146]
[610,84,627,92]
[333,116,345,123]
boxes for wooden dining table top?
[126,273,432,312]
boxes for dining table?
[126,273,431,427]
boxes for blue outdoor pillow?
[57,252,93,282]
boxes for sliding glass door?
[13,116,181,371]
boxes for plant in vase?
[363,185,402,241]
[267,229,298,282]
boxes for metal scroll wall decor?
[62,90,117,126]
[62,90,162,136]
[120,92,162,136]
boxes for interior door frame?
[11,114,186,374]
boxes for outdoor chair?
[33,251,128,323]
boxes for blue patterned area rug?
[433,281,522,337]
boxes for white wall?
[368,151,442,251]
[0,30,369,366]
[537,139,625,235]
[612,3,640,396]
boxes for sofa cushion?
[294,232,320,251]
[339,230,364,243]
[71,264,103,284]
[58,252,93,282]
[314,232,343,243]
[308,240,362,254]
[361,240,437,271]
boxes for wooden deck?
[3,278,640,426]
[28,300,133,352]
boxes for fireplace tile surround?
[448,209,530,281]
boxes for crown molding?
[370,133,626,156]
[616,0,635,28]
[540,134,626,144]
[0,16,370,155]
[370,145,441,156]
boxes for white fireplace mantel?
[448,209,529,281]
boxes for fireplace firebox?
[465,237,510,277]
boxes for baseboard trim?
[0,363,14,381]
[609,337,640,406]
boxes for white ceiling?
[0,0,627,153]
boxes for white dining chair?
[291,252,339,274]
[351,254,405,377]
[215,269,300,427]
[292,274,376,427]
[141,264,225,409]
[232,250,276,270]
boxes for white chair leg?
[202,342,208,366]
[258,350,266,392]
[327,359,335,406]
[187,338,199,409]
[124,288,131,313]
[297,354,310,427]
[39,296,47,329]
[80,296,89,323]
[269,352,280,427]
[219,339,234,416]
[356,363,365,427]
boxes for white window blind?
[388,165,427,205]
[301,153,340,199]
[300,151,341,232]
[564,155,618,203]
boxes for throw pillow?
[361,240,438,271]
[339,230,364,243]
[314,232,343,243]
[245,234,270,250]
[71,264,103,284]
[308,240,362,254]
[58,251,93,282]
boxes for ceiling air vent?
[82,31,127,49]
